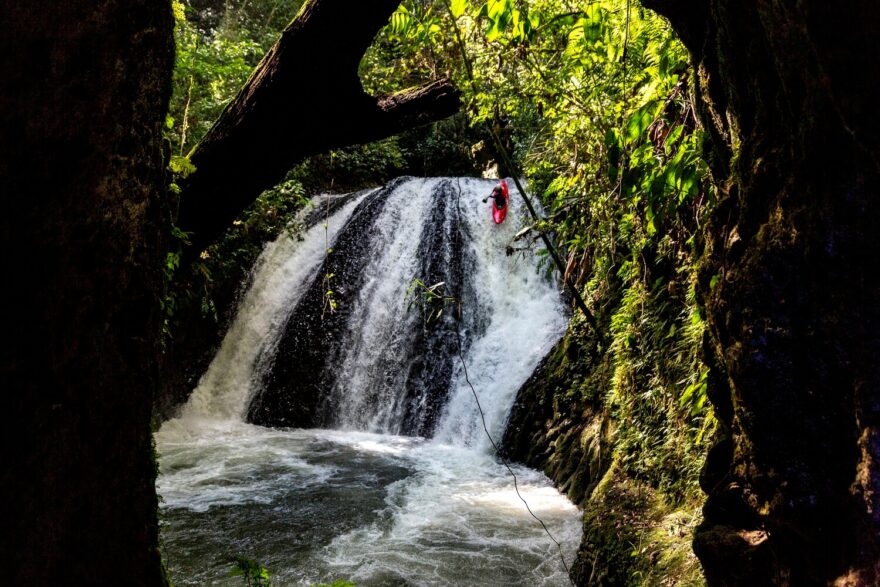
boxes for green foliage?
[161,0,312,346]
[228,557,271,587]
[169,155,197,178]
[161,0,716,507]
[167,0,303,155]
[361,2,453,96]
[290,137,408,194]
[577,462,705,585]
[380,0,707,485]
[322,271,337,317]
[605,254,713,500]
[162,174,308,348]
[363,0,715,501]
[406,279,457,326]
[471,0,711,501]
[161,0,480,346]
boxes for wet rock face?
[502,333,611,508]
[247,178,473,436]
[393,184,472,436]
[247,185,393,428]
[643,0,880,583]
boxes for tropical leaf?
[390,6,412,35]
[450,0,467,19]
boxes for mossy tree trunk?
[0,2,174,584]
[643,0,880,584]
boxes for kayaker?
[482,184,507,209]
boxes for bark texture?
[642,0,880,583]
[0,1,174,584]
[177,0,461,260]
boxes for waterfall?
[238,177,565,443]
[156,178,579,587]
[177,192,367,422]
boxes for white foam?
[156,422,337,512]
[320,439,581,587]
[433,178,567,451]
[156,178,579,586]
[330,179,434,431]
[174,194,365,422]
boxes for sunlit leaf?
[450,0,467,19]
[625,103,656,143]
[390,6,412,35]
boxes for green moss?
[504,222,714,582]
[572,461,706,586]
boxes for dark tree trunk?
[176,0,461,262]
[0,1,174,585]
[643,0,880,584]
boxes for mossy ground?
[572,461,705,586]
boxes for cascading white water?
[180,194,366,422]
[433,178,567,450]
[262,177,565,441]
[328,178,435,431]
[156,178,581,586]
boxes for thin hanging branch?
[178,74,194,156]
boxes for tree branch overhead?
[177,0,461,260]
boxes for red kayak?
[492,180,509,224]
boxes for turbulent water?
[156,178,581,586]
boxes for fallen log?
[177,0,461,260]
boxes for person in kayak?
[482,184,507,209]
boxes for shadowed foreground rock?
[642,0,880,583]
[0,1,174,584]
